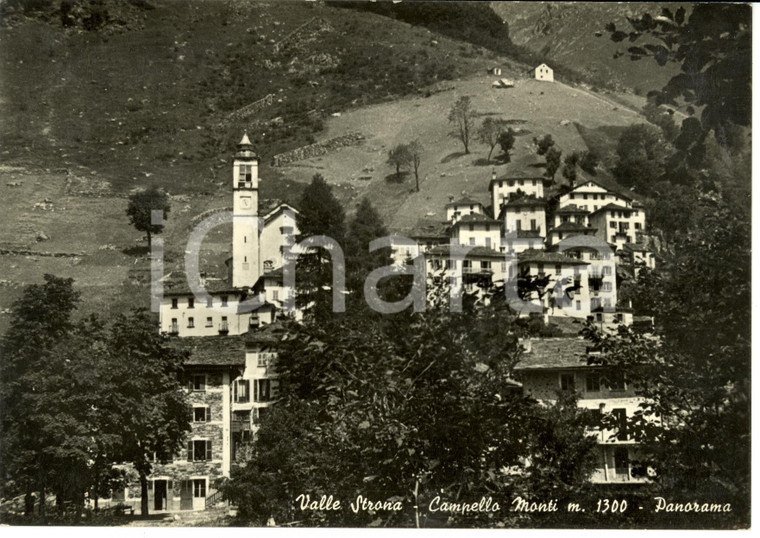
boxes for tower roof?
[236,132,258,160]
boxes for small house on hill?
[488,67,503,76]
[534,63,554,82]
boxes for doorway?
[153,480,168,511]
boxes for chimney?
[448,195,455,203]
[492,169,496,182]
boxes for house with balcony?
[490,173,546,217]
[558,180,633,214]
[515,249,591,319]
[588,203,647,248]
[445,195,486,224]
[514,337,650,484]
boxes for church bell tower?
[232,133,260,288]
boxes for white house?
[588,203,646,248]
[515,338,651,484]
[534,63,554,82]
[490,173,545,217]
[558,180,632,214]
[445,195,486,224]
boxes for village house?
[499,194,547,239]
[588,203,647,248]
[534,63,554,82]
[490,172,546,217]
[445,195,486,224]
[451,212,502,250]
[514,338,650,484]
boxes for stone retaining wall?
[271,132,364,167]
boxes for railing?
[219,322,229,334]
[206,490,225,510]
[169,324,179,335]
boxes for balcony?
[237,181,253,189]
[169,324,179,336]
[218,321,229,334]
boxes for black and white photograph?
[0,0,751,530]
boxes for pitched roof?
[245,322,288,345]
[623,242,651,253]
[427,245,505,259]
[554,204,590,215]
[446,195,483,208]
[504,195,546,208]
[514,337,600,370]
[550,222,597,233]
[489,176,546,190]
[517,249,589,265]
[163,277,244,297]
[569,180,633,202]
[407,219,451,239]
[590,203,634,216]
[170,335,247,367]
[453,213,501,226]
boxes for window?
[188,298,194,309]
[206,297,213,308]
[187,317,195,328]
[614,447,630,478]
[583,194,588,200]
[602,266,612,276]
[193,406,211,422]
[205,317,213,327]
[610,221,617,229]
[586,373,601,392]
[193,479,206,498]
[485,237,491,249]
[272,289,279,302]
[530,219,537,231]
[234,379,250,403]
[485,224,490,232]
[468,237,475,246]
[605,372,626,391]
[221,296,228,307]
[188,440,212,462]
[482,261,491,271]
[463,260,472,272]
[560,373,575,391]
[554,264,562,273]
[602,282,612,292]
[171,298,178,309]
[254,379,273,402]
[593,194,598,200]
[612,408,628,441]
[532,179,537,186]
[516,220,522,231]
[537,263,544,273]
[171,318,178,331]
[575,300,581,311]
[192,374,206,392]
[468,224,474,232]
[634,222,641,230]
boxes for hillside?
[491,2,683,94]
[0,0,651,332]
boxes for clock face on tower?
[241,196,252,209]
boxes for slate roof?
[517,249,589,265]
[550,222,597,233]
[408,219,450,240]
[246,322,288,345]
[570,180,633,201]
[514,338,601,370]
[554,204,589,215]
[427,245,505,259]
[453,213,501,226]
[163,277,244,297]
[170,335,247,367]
[590,203,635,216]
[446,195,483,208]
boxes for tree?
[642,102,679,142]
[447,96,476,154]
[221,294,599,527]
[497,128,516,163]
[476,117,506,162]
[578,150,599,176]
[544,147,562,181]
[105,309,190,516]
[387,144,412,182]
[584,179,750,527]
[561,152,581,184]
[296,174,346,320]
[407,139,424,191]
[126,187,170,248]
[533,134,555,156]
[608,5,750,159]
[0,275,81,521]
[345,198,389,300]
[613,123,673,192]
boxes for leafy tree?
[125,187,170,248]
[585,181,750,527]
[105,309,191,516]
[387,144,412,182]
[544,147,562,181]
[612,124,673,192]
[578,150,599,175]
[447,96,476,154]
[295,174,346,320]
[642,102,679,142]
[497,128,516,163]
[221,293,599,527]
[345,198,389,300]
[533,134,555,156]
[0,275,81,520]
[476,117,506,162]
[608,4,750,160]
[561,152,581,184]
[408,139,424,192]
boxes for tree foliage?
[125,187,170,248]
[476,117,506,162]
[407,139,424,192]
[543,147,562,181]
[612,123,673,192]
[387,144,412,182]
[447,96,476,154]
[497,128,516,163]
[533,134,555,156]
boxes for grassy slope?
[0,1,650,331]
[491,2,682,94]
